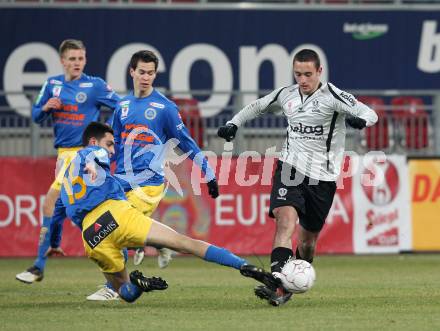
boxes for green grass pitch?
[1,255,440,331]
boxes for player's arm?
[32,80,61,123]
[95,78,121,111]
[218,87,285,141]
[165,105,218,199]
[328,83,378,129]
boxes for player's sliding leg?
[101,268,167,303]
[15,188,61,284]
[145,220,278,289]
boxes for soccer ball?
[279,259,316,294]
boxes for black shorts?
[269,160,337,232]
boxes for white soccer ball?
[279,259,316,294]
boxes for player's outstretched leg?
[145,220,278,288]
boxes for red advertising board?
[0,157,84,257]
[0,157,355,257]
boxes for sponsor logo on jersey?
[277,187,288,200]
[176,123,184,130]
[53,86,62,97]
[343,23,388,40]
[75,92,87,103]
[150,102,165,109]
[145,108,157,120]
[79,82,93,88]
[121,104,129,119]
[50,79,63,85]
[292,122,324,136]
[83,211,119,249]
[312,100,320,112]
[339,92,356,107]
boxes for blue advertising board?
[0,8,439,117]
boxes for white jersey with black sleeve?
[227,82,378,182]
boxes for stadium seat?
[172,97,204,148]
[390,96,431,149]
[357,96,392,150]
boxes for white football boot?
[157,248,174,269]
[16,266,44,284]
[86,285,119,301]
[133,248,145,266]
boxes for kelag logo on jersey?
[339,92,356,107]
[292,123,324,136]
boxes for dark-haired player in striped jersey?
[218,49,378,306]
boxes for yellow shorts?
[126,184,164,217]
[50,147,82,191]
[82,199,153,273]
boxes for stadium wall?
[1,155,438,257]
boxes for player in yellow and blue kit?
[16,39,120,286]
[50,122,278,303]
[111,50,219,268]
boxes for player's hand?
[42,98,62,112]
[217,123,238,142]
[84,162,97,182]
[345,116,367,130]
[207,179,219,199]
[45,247,66,257]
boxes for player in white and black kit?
[217,49,378,306]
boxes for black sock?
[295,247,313,264]
[270,247,293,273]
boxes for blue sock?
[105,281,115,291]
[119,282,143,303]
[33,216,52,271]
[203,245,248,270]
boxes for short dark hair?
[82,122,114,146]
[59,39,86,57]
[293,49,320,69]
[129,50,159,71]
